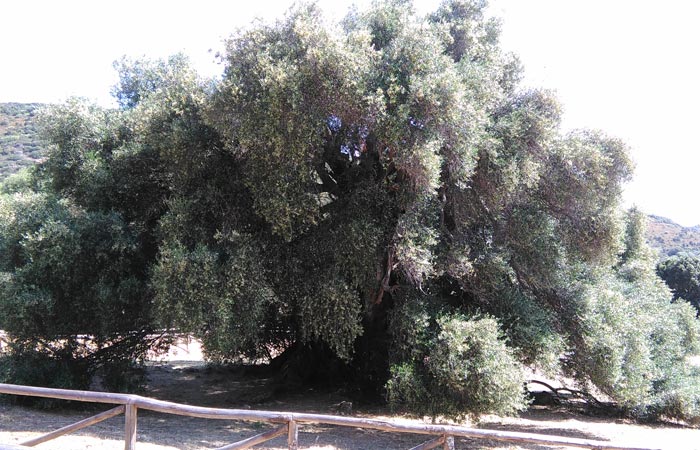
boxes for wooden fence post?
[287,420,298,450]
[442,435,454,450]
[125,402,138,450]
[409,435,445,450]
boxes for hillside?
[0,102,46,179]
[646,214,700,258]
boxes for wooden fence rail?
[0,383,662,450]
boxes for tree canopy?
[658,253,700,315]
[1,0,699,422]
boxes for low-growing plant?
[387,311,527,421]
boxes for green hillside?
[0,102,46,179]
[646,214,700,258]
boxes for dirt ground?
[1,339,699,450]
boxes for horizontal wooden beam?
[20,405,125,447]
[0,383,132,405]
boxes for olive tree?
[2,0,700,421]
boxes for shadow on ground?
[1,362,695,449]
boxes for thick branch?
[374,249,395,305]
[527,380,607,408]
[316,163,340,196]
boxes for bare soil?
[1,340,699,449]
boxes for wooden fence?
[0,383,661,450]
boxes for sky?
[1,0,698,226]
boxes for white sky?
[1,0,698,225]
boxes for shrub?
[387,312,527,421]
[0,342,92,408]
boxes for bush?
[657,254,700,315]
[387,313,527,421]
[572,263,700,422]
[0,343,92,408]
[649,366,700,425]
[0,191,156,394]
[477,287,566,375]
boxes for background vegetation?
[0,103,45,179]
[647,215,700,258]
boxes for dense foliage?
[1,0,699,421]
[658,253,700,315]
[0,183,157,394]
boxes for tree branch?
[375,249,395,305]
[316,163,340,196]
